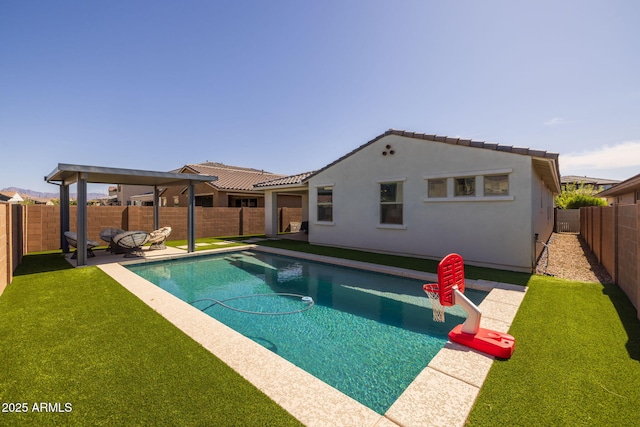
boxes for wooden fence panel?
[617,205,639,316]
[601,206,617,283]
[581,204,640,319]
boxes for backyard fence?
[581,204,640,320]
[0,205,302,295]
[0,203,24,294]
[555,209,580,233]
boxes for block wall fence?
[0,203,24,294]
[0,203,9,293]
[581,204,640,320]
[0,205,302,294]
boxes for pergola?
[45,163,218,266]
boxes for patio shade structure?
[45,163,218,266]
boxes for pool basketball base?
[424,253,515,359]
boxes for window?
[454,177,475,196]
[380,182,403,224]
[230,197,257,207]
[428,178,447,198]
[317,187,333,222]
[424,169,514,203]
[484,175,509,196]
[196,195,214,207]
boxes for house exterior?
[259,130,561,273]
[160,162,302,208]
[0,192,24,203]
[0,191,54,205]
[597,172,640,205]
[114,184,155,206]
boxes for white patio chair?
[148,226,172,250]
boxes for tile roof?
[597,172,640,198]
[561,175,621,185]
[253,171,316,188]
[185,162,286,191]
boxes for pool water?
[126,251,487,414]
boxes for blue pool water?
[126,250,487,414]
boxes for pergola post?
[60,184,70,253]
[188,181,195,252]
[153,185,160,230]
[76,173,88,266]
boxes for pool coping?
[98,245,527,427]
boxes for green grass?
[165,236,258,251]
[0,253,302,426]
[467,275,640,426]
[256,239,532,285]
[2,240,639,426]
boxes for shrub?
[555,182,607,209]
[564,194,607,209]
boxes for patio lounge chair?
[64,231,101,259]
[112,230,150,258]
[148,226,172,250]
[99,227,125,253]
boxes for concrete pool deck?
[84,244,526,427]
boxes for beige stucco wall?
[308,134,552,272]
[606,193,637,205]
[530,167,556,262]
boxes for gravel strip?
[536,233,613,283]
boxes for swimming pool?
[126,250,487,414]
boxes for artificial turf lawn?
[257,238,533,285]
[467,275,640,426]
[166,234,265,252]
[3,242,639,426]
[0,253,303,427]
[257,240,640,426]
[164,236,247,251]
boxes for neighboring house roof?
[597,172,640,198]
[183,162,285,192]
[0,191,53,204]
[561,175,621,186]
[255,129,562,192]
[254,171,316,189]
[7,192,23,202]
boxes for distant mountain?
[1,187,107,200]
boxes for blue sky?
[2,0,639,194]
